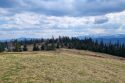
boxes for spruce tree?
[0,43,5,52]
[23,45,28,51]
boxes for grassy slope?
[0,49,125,83]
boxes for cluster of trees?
[0,36,125,57]
[0,40,28,52]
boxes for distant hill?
[78,34,125,43]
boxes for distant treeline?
[0,36,125,57]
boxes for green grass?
[0,49,125,83]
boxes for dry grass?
[0,49,125,83]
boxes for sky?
[0,0,125,39]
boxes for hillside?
[0,49,125,83]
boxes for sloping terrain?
[0,49,125,83]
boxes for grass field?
[0,49,125,83]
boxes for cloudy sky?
[0,0,125,39]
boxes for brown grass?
[0,49,125,83]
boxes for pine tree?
[41,45,45,50]
[14,41,21,52]
[23,45,28,51]
[0,43,5,52]
[51,36,56,50]
[33,43,37,51]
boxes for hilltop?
[0,49,125,83]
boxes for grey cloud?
[94,16,108,24]
[1,0,125,16]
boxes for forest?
[0,36,125,57]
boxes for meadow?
[0,49,125,83]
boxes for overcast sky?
[0,0,125,39]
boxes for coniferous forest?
[0,36,125,57]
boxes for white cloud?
[88,28,107,35]
[0,8,9,15]
[106,10,125,24]
[0,10,125,39]
[14,12,41,25]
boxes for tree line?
[0,36,125,57]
